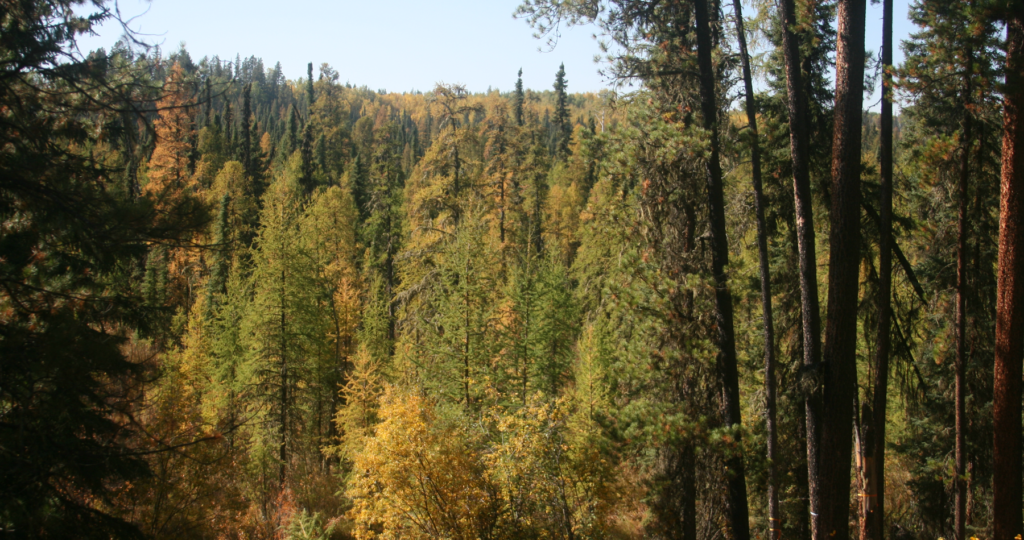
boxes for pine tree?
[817,0,868,531]
[0,3,206,534]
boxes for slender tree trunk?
[682,443,697,540]
[818,0,867,534]
[865,2,894,537]
[500,175,506,244]
[733,2,780,536]
[858,405,876,540]
[693,0,750,538]
[777,0,824,532]
[954,53,975,540]
[993,5,1024,538]
[795,394,812,540]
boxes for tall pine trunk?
[819,0,866,535]
[693,0,750,537]
[864,1,894,537]
[777,0,823,531]
[733,1,780,535]
[993,4,1024,538]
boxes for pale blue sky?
[78,0,916,104]
[78,0,608,94]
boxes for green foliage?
[0,2,208,536]
[9,4,1020,536]
[552,63,572,158]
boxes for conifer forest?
[5,0,1024,538]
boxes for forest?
[2,0,1024,538]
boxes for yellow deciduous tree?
[346,386,501,540]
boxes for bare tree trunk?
[993,6,1024,539]
[733,1,780,536]
[777,0,824,532]
[693,0,750,537]
[819,0,867,535]
[865,1,894,537]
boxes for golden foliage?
[345,385,618,539]
[346,386,501,540]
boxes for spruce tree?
[306,61,315,109]
[224,101,235,158]
[363,122,405,345]
[241,82,253,180]
[205,193,232,317]
[299,122,315,194]
[553,64,571,158]
[287,103,299,155]
[514,68,525,127]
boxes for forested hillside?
[3,0,1024,539]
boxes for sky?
[77,0,608,94]
[77,0,919,104]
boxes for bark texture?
[777,0,824,531]
[733,1,780,536]
[955,54,974,540]
[993,5,1024,538]
[693,0,750,537]
[819,0,867,535]
[865,1,893,537]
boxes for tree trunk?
[733,2,780,536]
[777,0,824,531]
[955,52,974,540]
[819,0,867,535]
[993,5,1024,538]
[693,0,750,538]
[795,396,812,540]
[865,1,894,537]
[682,444,697,540]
